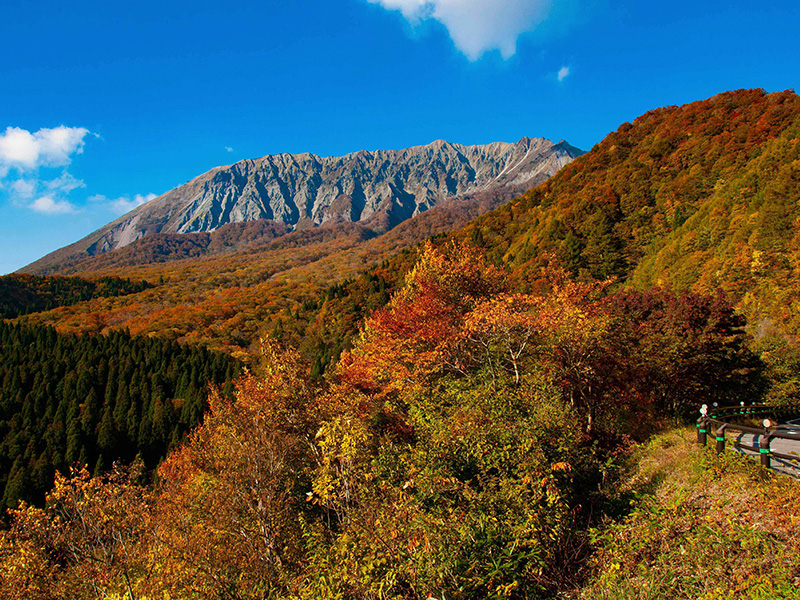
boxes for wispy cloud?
[368,0,553,60]
[225,146,234,153]
[45,172,85,194]
[1,125,158,220]
[31,195,76,215]
[89,192,157,215]
[557,65,570,81]
[0,125,91,216]
[11,179,36,199]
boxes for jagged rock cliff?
[24,137,582,273]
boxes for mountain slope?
[23,137,582,275]
[19,89,800,363]
[454,89,800,332]
[15,192,521,356]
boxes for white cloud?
[0,125,155,222]
[557,65,570,81]
[225,146,234,153]
[371,0,428,18]
[368,0,553,59]
[0,125,92,218]
[0,126,90,171]
[90,192,157,215]
[30,195,76,215]
[4,172,85,212]
[45,172,85,194]
[11,179,36,199]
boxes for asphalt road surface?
[734,418,800,478]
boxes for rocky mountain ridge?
[23,137,582,274]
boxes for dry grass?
[574,427,800,600]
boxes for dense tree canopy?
[12,91,800,385]
[1,89,798,598]
[0,273,148,319]
[0,321,239,510]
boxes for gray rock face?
[24,137,582,272]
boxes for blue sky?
[1,0,798,273]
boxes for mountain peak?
[23,137,583,274]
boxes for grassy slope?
[577,428,800,599]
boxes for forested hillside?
[457,89,800,330]
[2,89,800,598]
[0,322,239,510]
[250,89,800,376]
[284,89,800,370]
[15,90,800,378]
[0,273,148,319]
[17,193,505,358]
[0,242,773,599]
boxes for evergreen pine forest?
[2,89,800,598]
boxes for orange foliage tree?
[338,241,506,394]
[1,464,152,599]
[151,339,317,597]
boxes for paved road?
[734,418,800,478]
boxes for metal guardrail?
[696,402,800,471]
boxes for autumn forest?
[2,89,800,598]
